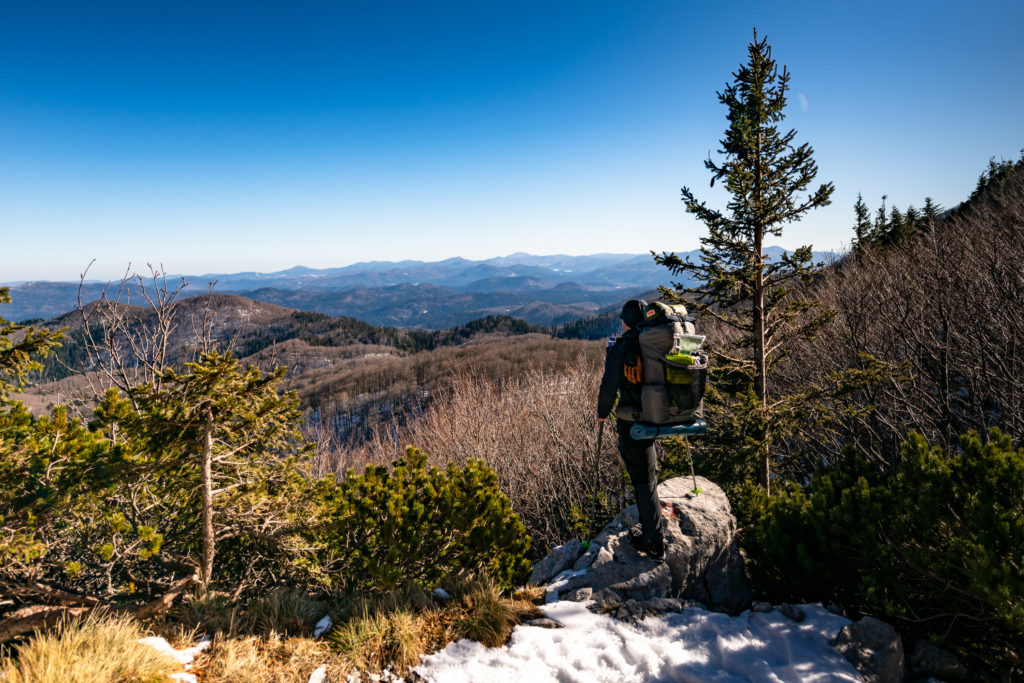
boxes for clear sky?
[2,0,1022,282]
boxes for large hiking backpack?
[636,301,708,425]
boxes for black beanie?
[619,299,646,327]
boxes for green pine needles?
[313,447,532,594]
[738,429,1024,664]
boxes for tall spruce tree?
[655,31,833,493]
[852,193,872,254]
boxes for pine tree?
[0,287,61,403]
[99,351,309,588]
[869,195,888,245]
[1,289,72,581]
[853,193,872,255]
[655,30,833,493]
[922,197,943,221]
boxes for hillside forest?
[2,39,1023,683]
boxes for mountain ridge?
[2,248,832,327]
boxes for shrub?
[740,429,1024,671]
[314,447,532,594]
[345,361,628,554]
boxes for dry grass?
[241,587,330,637]
[512,584,547,604]
[167,590,242,635]
[328,575,543,675]
[194,633,349,683]
[0,612,180,683]
[330,607,424,672]
[0,579,543,683]
[451,577,540,648]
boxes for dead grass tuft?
[167,590,241,635]
[512,584,547,604]
[0,612,180,683]
[241,587,329,637]
[329,606,424,672]
[195,633,348,683]
[451,576,542,647]
[324,575,542,674]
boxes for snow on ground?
[416,601,862,683]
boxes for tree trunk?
[200,406,215,587]
[753,224,770,495]
[753,130,770,496]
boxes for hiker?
[597,300,665,560]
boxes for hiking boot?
[646,535,665,560]
[628,529,665,560]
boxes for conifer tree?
[1,288,63,566]
[99,351,309,588]
[852,193,872,254]
[922,197,943,221]
[655,30,833,493]
[0,287,61,403]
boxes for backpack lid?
[643,301,688,323]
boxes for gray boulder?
[539,476,751,614]
[830,616,905,683]
[778,602,806,623]
[910,641,967,681]
[564,587,592,602]
[529,538,584,585]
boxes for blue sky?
[2,0,1022,281]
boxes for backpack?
[636,301,708,425]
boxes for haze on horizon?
[2,0,1022,282]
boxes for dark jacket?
[597,328,643,420]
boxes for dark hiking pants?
[616,420,664,544]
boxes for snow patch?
[313,614,333,639]
[138,634,211,669]
[415,601,861,682]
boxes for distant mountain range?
[2,248,829,328]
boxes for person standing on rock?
[597,299,665,560]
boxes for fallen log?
[0,573,197,643]
[0,580,106,608]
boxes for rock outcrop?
[536,476,751,615]
[829,616,905,683]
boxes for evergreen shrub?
[315,448,532,593]
[738,429,1024,662]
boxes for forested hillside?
[15,293,597,451]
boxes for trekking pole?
[684,436,700,494]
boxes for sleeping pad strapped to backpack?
[634,301,708,425]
